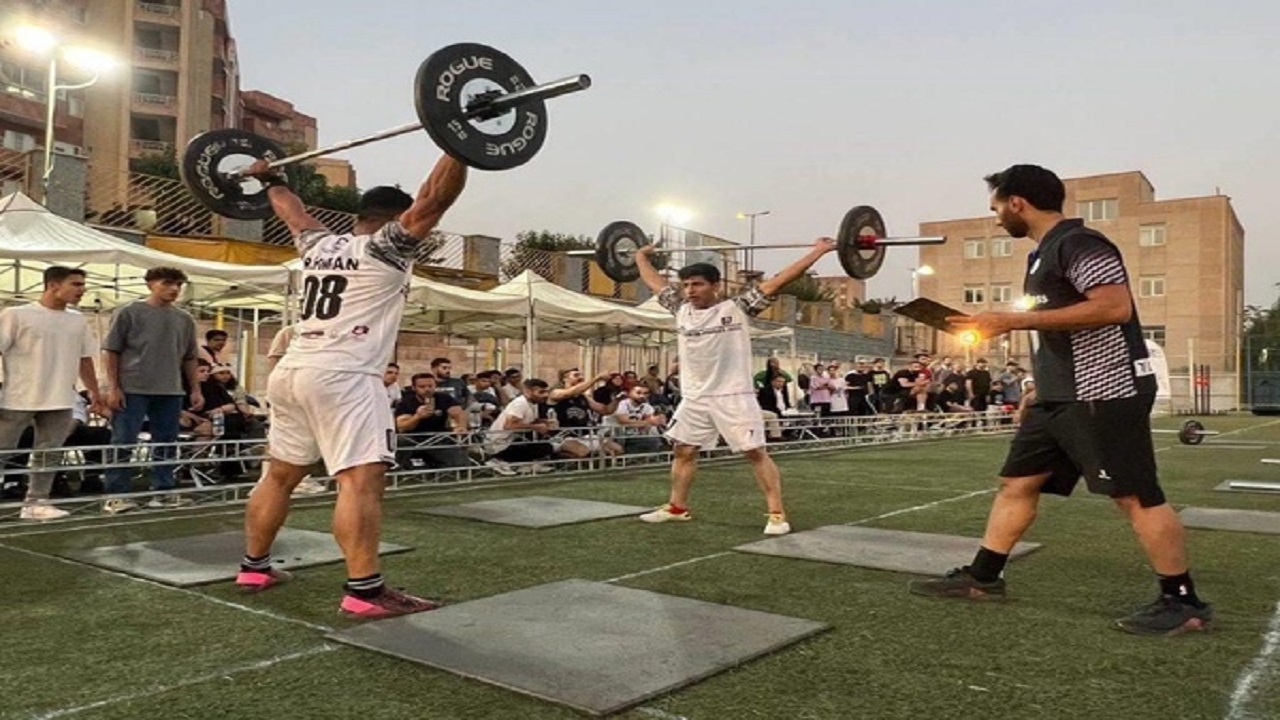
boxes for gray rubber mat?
[60,528,410,586]
[328,579,828,716]
[416,496,650,528]
[1180,507,1280,535]
[735,525,1041,575]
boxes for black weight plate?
[181,129,288,220]
[836,205,887,280]
[1179,419,1206,445]
[415,43,547,171]
[596,220,650,283]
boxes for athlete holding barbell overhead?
[910,164,1212,636]
[235,154,467,618]
[633,237,837,535]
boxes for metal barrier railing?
[0,411,1016,524]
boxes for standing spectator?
[199,329,229,366]
[0,267,102,520]
[868,358,892,413]
[915,353,934,381]
[966,358,993,412]
[999,361,1023,406]
[892,360,926,412]
[935,356,960,387]
[381,363,403,408]
[845,360,873,416]
[430,357,470,405]
[606,385,667,454]
[499,368,523,405]
[753,357,793,391]
[664,363,681,407]
[827,363,849,416]
[102,266,201,513]
[486,378,555,475]
[807,364,833,416]
[395,373,470,470]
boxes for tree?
[775,274,834,303]
[130,150,179,179]
[854,296,901,314]
[502,229,594,279]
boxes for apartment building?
[913,171,1245,372]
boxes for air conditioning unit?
[52,142,86,157]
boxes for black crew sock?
[968,547,1009,584]
[345,573,386,599]
[1158,572,1204,607]
[240,554,272,572]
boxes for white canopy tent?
[0,193,290,310]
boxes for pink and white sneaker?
[235,567,293,593]
[339,587,442,618]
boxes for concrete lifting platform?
[328,579,828,716]
[1179,507,1280,535]
[416,496,650,528]
[60,528,411,586]
[1214,480,1280,494]
[735,525,1042,576]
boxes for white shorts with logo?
[267,366,395,473]
[665,393,766,453]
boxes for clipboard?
[894,298,971,335]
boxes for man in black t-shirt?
[395,373,469,470]
[910,164,1210,636]
[844,361,873,416]
[548,368,623,458]
[867,358,891,413]
[965,358,993,412]
[890,361,926,413]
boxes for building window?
[1139,224,1166,247]
[963,238,985,259]
[991,284,1013,303]
[964,285,985,304]
[1138,275,1166,298]
[991,235,1013,257]
[1142,326,1166,346]
[1078,198,1118,221]
[2,130,36,151]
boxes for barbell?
[180,43,590,220]
[568,206,947,283]
[1151,419,1220,445]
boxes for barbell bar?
[222,74,591,181]
[181,43,590,220]
[564,235,946,257]
[1151,419,1220,445]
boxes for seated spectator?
[640,365,667,403]
[621,370,639,392]
[200,363,261,480]
[605,385,667,454]
[180,360,214,438]
[548,368,623,459]
[499,368,523,405]
[664,364,681,407]
[753,356,794,391]
[935,379,972,413]
[1015,378,1037,426]
[466,371,503,429]
[382,362,404,408]
[757,374,793,440]
[486,378,555,475]
[395,373,470,470]
[592,372,626,406]
[430,357,470,405]
[64,390,112,494]
[199,329,229,366]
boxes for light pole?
[736,210,770,272]
[14,26,117,199]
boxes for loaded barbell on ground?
[1151,419,1221,445]
[568,206,947,282]
[180,43,590,220]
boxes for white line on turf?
[33,644,336,719]
[1225,599,1280,720]
[603,487,994,584]
[636,707,690,720]
[0,541,334,633]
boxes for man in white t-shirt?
[382,362,403,408]
[633,238,836,535]
[237,153,467,618]
[605,385,667,454]
[485,378,554,475]
[0,267,101,520]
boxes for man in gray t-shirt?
[101,267,201,508]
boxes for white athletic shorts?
[267,366,395,473]
[665,393,766,453]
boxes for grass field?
[4,415,1280,720]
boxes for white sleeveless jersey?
[658,286,771,400]
[277,222,416,376]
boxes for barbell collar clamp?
[465,74,591,120]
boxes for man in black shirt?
[395,373,470,470]
[891,361,926,413]
[910,164,1210,635]
[867,358,891,413]
[965,358,993,412]
[549,368,622,458]
[844,360,873,416]
[429,357,470,406]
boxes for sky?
[227,0,1280,306]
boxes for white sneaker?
[19,504,70,521]
[485,459,516,477]
[292,477,328,495]
[102,498,140,515]
[529,463,555,474]
[639,504,692,523]
[146,495,195,509]
[763,513,791,536]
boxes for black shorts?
[999,395,1165,507]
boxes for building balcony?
[133,47,180,68]
[135,1,181,24]
[129,139,174,158]
[132,92,178,113]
